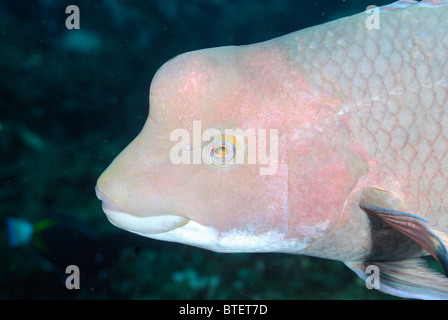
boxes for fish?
[6,213,172,274]
[95,0,448,299]
[6,214,116,278]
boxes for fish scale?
[288,2,448,263]
[309,4,447,222]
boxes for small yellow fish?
[96,0,448,299]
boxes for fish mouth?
[95,185,190,234]
[95,185,312,254]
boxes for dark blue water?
[1,0,396,300]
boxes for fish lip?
[95,184,190,234]
[95,184,128,213]
[103,205,190,235]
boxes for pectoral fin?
[345,259,448,299]
[360,187,448,276]
[350,188,448,299]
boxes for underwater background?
[1,0,399,299]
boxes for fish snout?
[95,184,125,213]
[95,184,189,235]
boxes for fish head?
[96,43,366,254]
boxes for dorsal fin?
[417,0,448,6]
[378,0,448,12]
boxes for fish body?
[96,1,448,299]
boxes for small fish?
[96,0,448,299]
[6,214,115,278]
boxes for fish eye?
[207,135,237,165]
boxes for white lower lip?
[95,184,189,234]
[102,203,190,234]
[96,187,310,254]
[138,220,311,254]
[103,204,311,254]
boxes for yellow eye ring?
[207,135,237,165]
[211,145,230,159]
